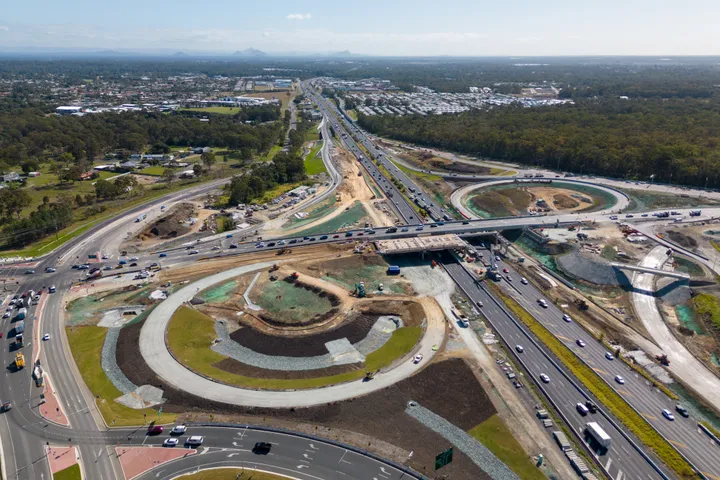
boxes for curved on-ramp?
[450,178,630,220]
[139,262,444,407]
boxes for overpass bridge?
[611,263,690,280]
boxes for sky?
[1,0,719,56]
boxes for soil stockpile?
[136,202,195,240]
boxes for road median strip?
[489,284,697,480]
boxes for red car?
[147,425,164,435]
[0,333,3,338]
[503,268,509,273]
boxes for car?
[539,374,550,383]
[129,262,138,267]
[626,214,634,218]
[71,264,80,270]
[537,299,548,308]
[662,409,675,421]
[211,246,220,251]
[503,268,509,273]
[159,253,167,257]
[288,239,297,244]
[25,270,35,274]
[576,339,586,347]
[2,312,10,319]
[255,243,265,248]
[615,375,625,384]
[605,352,614,360]
[413,354,424,364]
[609,215,618,220]
[147,425,164,435]
[562,314,572,322]
[459,318,469,328]
[319,236,328,240]
[309,237,317,241]
[576,403,589,415]
[495,256,501,261]
[45,267,56,273]
[401,227,409,232]
[515,345,524,353]
[163,438,179,447]
[333,234,340,239]
[476,300,483,307]
[585,401,598,413]
[521,277,528,285]
[130,257,139,261]
[1,401,11,412]
[344,232,353,237]
[171,425,187,435]
[185,436,204,446]
[103,266,112,271]
[229,243,238,249]
[462,221,470,225]
[416,226,423,231]
[253,442,272,454]
[641,213,649,217]
[675,405,689,417]
[101,254,109,259]
[43,333,50,341]
[267,242,276,247]
[114,264,124,269]
[278,240,286,246]
[78,264,90,270]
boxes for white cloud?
[0,26,8,32]
[263,31,271,37]
[286,13,312,21]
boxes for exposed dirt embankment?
[136,202,196,241]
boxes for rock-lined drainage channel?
[243,272,262,311]
[212,315,404,371]
[101,327,137,394]
[405,403,520,480]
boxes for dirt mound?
[230,312,383,357]
[214,358,359,379]
[431,160,491,175]
[552,193,580,209]
[470,188,531,217]
[137,203,195,240]
[667,230,698,249]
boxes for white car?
[576,339,586,348]
[615,375,625,385]
[130,257,139,261]
[662,409,675,421]
[562,314,572,322]
[211,246,221,251]
[540,373,550,383]
[163,438,179,447]
[521,277,528,285]
[186,436,204,446]
[605,352,614,360]
[537,299,548,308]
[278,240,286,246]
[2,312,10,319]
[43,333,50,341]
[413,354,424,364]
[515,345,524,353]
[189,250,199,255]
[171,425,187,435]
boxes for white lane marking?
[617,470,623,480]
[605,458,612,470]
[296,465,309,469]
[302,453,313,460]
[308,443,319,450]
[227,453,239,458]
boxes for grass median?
[467,415,540,480]
[177,468,290,480]
[54,464,82,480]
[489,285,696,479]
[66,326,177,427]
[167,306,422,390]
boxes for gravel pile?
[556,251,623,286]
[213,316,398,371]
[405,403,520,480]
[101,327,138,394]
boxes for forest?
[358,98,720,188]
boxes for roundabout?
[140,260,445,407]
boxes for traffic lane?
[443,262,662,480]
[495,260,720,476]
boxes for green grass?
[178,468,289,480]
[138,166,166,176]
[167,307,421,389]
[346,109,358,121]
[711,240,720,253]
[700,421,720,439]
[260,145,282,162]
[66,326,176,427]
[391,161,442,181]
[490,285,695,479]
[53,463,82,480]
[258,182,304,204]
[254,280,333,323]
[304,143,326,175]
[468,415,541,480]
[693,293,720,331]
[282,197,337,228]
[292,201,368,237]
[180,107,239,115]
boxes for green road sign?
[435,447,453,470]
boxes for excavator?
[655,354,670,366]
[354,282,366,298]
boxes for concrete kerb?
[169,466,299,480]
[450,260,674,480]
[193,423,426,480]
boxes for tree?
[150,142,171,154]
[201,151,216,168]
[193,164,203,177]
[0,187,31,219]
[75,194,84,206]
[21,159,39,174]
[162,168,175,185]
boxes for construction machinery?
[354,282,366,298]
[289,272,300,280]
[574,299,589,311]
[655,353,670,366]
[15,353,24,370]
[363,370,379,381]
[276,248,292,256]
[269,264,280,272]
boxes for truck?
[16,320,24,335]
[15,353,24,370]
[16,308,27,320]
[86,268,103,279]
[689,210,702,217]
[136,213,147,222]
[584,422,611,449]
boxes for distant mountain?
[232,48,267,57]
[173,51,188,57]
[332,50,352,57]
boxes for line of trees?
[358,98,720,188]
[1,198,74,248]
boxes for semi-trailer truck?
[585,422,611,450]
[16,308,27,320]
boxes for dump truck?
[584,422,611,449]
[15,353,25,370]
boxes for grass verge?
[167,306,422,389]
[54,464,82,480]
[66,326,176,427]
[700,421,720,439]
[177,468,289,480]
[489,285,696,479]
[467,415,540,480]
[304,143,326,175]
[391,161,442,181]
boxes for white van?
[576,403,589,416]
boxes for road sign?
[435,447,453,470]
